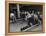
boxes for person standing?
[26,11,34,26]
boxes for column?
[17,4,20,18]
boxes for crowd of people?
[10,10,42,27]
[24,10,42,26]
